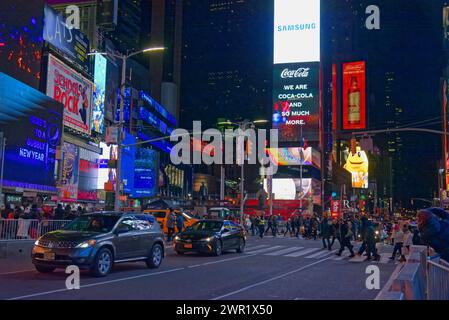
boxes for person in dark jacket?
[321,215,331,249]
[336,221,355,257]
[30,204,41,220]
[417,208,449,261]
[176,213,185,234]
[357,216,369,256]
[54,204,65,220]
[365,221,380,261]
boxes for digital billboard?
[43,4,90,73]
[263,178,320,201]
[0,0,45,89]
[342,61,366,130]
[0,72,63,192]
[92,54,107,133]
[121,132,136,195]
[272,62,320,142]
[332,63,337,131]
[61,142,79,200]
[46,54,94,135]
[131,148,158,198]
[97,142,117,190]
[266,147,321,169]
[78,148,99,201]
[274,0,320,64]
[343,146,369,189]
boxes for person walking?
[272,215,278,237]
[265,215,273,235]
[321,215,331,249]
[390,224,406,262]
[258,216,265,239]
[166,208,176,242]
[336,220,355,257]
[295,216,301,238]
[284,218,292,237]
[352,217,359,241]
[357,215,369,256]
[176,212,185,234]
[366,220,381,261]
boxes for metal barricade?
[38,220,70,236]
[427,259,449,300]
[0,219,71,240]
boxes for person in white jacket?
[390,224,406,262]
[403,225,413,255]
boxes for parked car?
[143,209,198,233]
[173,219,246,256]
[32,212,165,277]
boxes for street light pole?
[115,55,127,212]
[0,134,5,207]
[88,47,165,212]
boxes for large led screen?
[342,61,366,130]
[0,72,63,192]
[274,0,320,64]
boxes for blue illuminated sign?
[140,91,176,126]
[0,72,63,192]
[92,54,107,133]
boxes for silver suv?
[32,212,165,277]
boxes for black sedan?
[173,220,246,256]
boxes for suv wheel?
[90,247,113,277]
[213,240,222,256]
[236,238,245,253]
[35,265,55,273]
[146,243,163,268]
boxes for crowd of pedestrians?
[242,209,448,263]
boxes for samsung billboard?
[274,0,321,64]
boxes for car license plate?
[44,252,55,260]
[184,243,192,249]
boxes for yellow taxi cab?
[143,209,198,233]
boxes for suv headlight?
[203,237,213,242]
[76,240,96,248]
[174,236,180,241]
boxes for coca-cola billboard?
[272,62,320,143]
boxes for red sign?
[331,200,341,218]
[332,63,337,131]
[342,61,366,130]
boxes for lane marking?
[243,245,270,252]
[284,247,320,257]
[188,265,201,268]
[244,246,284,255]
[210,256,334,300]
[264,247,304,256]
[0,269,35,276]
[7,268,184,300]
[305,249,337,259]
[202,253,257,266]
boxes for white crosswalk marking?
[285,247,321,257]
[332,251,351,261]
[264,247,304,256]
[245,245,284,255]
[245,245,270,252]
[305,249,337,259]
[379,253,391,264]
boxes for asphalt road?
[0,236,397,300]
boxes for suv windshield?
[64,216,120,233]
[190,221,223,232]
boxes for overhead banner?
[266,147,321,169]
[46,54,94,135]
[274,0,320,64]
[43,4,90,72]
[342,61,366,130]
[272,62,320,142]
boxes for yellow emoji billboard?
[344,146,369,189]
